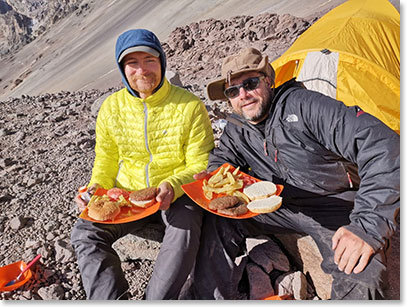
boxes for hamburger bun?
[129,187,157,208]
[247,195,282,213]
[243,181,277,201]
[88,198,121,221]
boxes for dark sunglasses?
[224,76,265,99]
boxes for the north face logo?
[286,114,298,122]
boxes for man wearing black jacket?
[192,48,399,299]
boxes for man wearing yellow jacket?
[70,29,214,300]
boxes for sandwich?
[87,196,121,221]
[129,187,157,208]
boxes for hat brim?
[118,46,160,63]
[207,68,265,101]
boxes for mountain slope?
[0,0,350,100]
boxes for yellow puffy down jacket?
[89,78,215,201]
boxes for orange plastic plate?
[182,163,283,219]
[263,294,294,300]
[0,261,32,292]
[79,188,160,224]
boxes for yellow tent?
[271,0,400,133]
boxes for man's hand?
[156,181,174,211]
[193,170,209,180]
[332,226,374,275]
[74,183,100,212]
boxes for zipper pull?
[263,139,268,156]
[274,149,278,162]
[346,172,353,188]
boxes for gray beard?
[241,89,275,123]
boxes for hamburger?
[129,187,157,208]
[87,196,121,221]
[209,195,248,217]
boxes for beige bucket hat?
[206,47,275,101]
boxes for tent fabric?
[271,0,400,133]
[297,50,339,99]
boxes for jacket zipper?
[346,172,354,188]
[263,139,268,156]
[143,102,152,187]
[264,138,277,162]
[340,162,353,188]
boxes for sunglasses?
[224,76,265,99]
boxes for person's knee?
[166,196,203,230]
[70,220,112,249]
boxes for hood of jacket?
[115,29,167,97]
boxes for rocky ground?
[0,10,400,301]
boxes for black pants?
[70,195,203,300]
[193,203,389,300]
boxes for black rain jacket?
[209,79,400,252]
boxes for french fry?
[223,164,231,175]
[208,167,224,185]
[202,166,247,200]
[204,189,213,200]
[232,190,251,204]
[226,172,235,184]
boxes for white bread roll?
[247,195,282,213]
[243,181,277,201]
[129,198,155,208]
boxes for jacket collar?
[125,77,171,106]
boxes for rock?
[275,271,308,300]
[247,236,290,273]
[9,216,28,230]
[91,92,110,117]
[246,237,274,273]
[274,233,333,300]
[37,284,65,300]
[54,240,75,263]
[112,233,162,262]
[246,263,274,300]
[43,269,56,279]
[166,70,183,87]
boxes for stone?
[274,233,333,300]
[246,263,274,300]
[166,70,183,87]
[9,216,28,230]
[247,238,274,273]
[275,271,308,300]
[247,237,291,273]
[37,284,65,300]
[54,240,75,263]
[112,231,162,262]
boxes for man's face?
[226,72,273,124]
[122,51,161,98]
